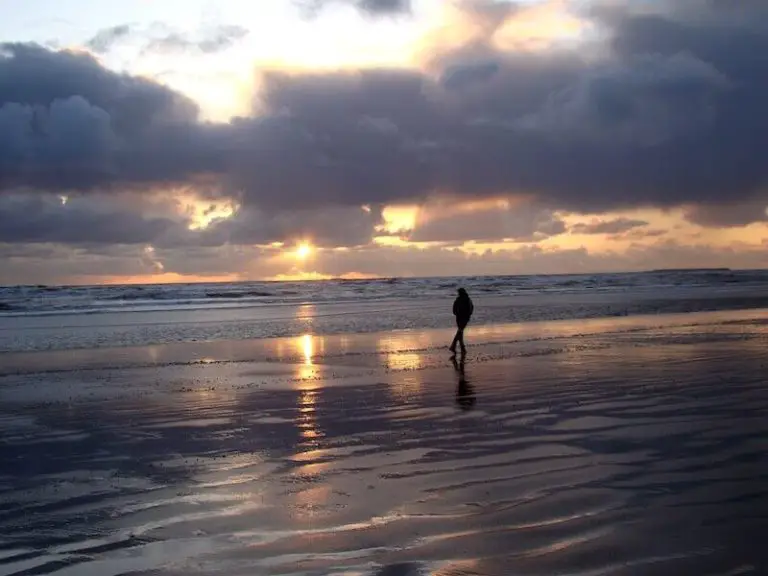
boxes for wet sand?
[1,311,767,575]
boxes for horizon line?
[0,267,746,289]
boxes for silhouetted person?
[449,287,473,356]
[452,355,475,410]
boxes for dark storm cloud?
[683,200,768,229]
[0,194,180,245]
[570,218,648,235]
[0,190,380,249]
[2,0,768,239]
[0,43,205,193]
[205,205,383,248]
[407,202,565,243]
[248,0,768,213]
[0,43,197,121]
[236,47,729,210]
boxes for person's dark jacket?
[453,292,474,327]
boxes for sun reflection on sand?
[302,333,313,364]
[378,332,432,370]
[386,352,422,371]
[297,389,320,443]
[289,334,331,521]
[378,332,430,401]
[294,334,322,444]
[297,333,320,381]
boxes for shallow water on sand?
[1,321,767,575]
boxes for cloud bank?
[1,0,767,281]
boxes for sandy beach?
[1,309,767,575]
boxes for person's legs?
[450,319,464,353]
[451,320,467,354]
[449,328,460,353]
[450,319,469,354]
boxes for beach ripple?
[1,336,767,574]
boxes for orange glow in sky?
[74,272,243,285]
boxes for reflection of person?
[452,355,475,410]
[449,287,474,357]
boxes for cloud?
[200,238,768,281]
[622,228,666,240]
[514,52,730,147]
[86,25,133,53]
[683,199,768,228]
[298,0,412,17]
[359,0,411,14]
[200,205,383,248]
[250,0,767,211]
[295,237,768,279]
[0,193,183,246]
[85,23,249,56]
[0,43,203,193]
[0,189,380,250]
[2,227,767,285]
[2,0,768,263]
[570,217,648,235]
[0,243,254,285]
[407,199,566,243]
[144,25,249,55]
[0,43,197,119]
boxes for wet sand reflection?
[377,332,427,402]
[452,355,476,411]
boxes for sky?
[1,0,768,285]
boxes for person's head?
[457,287,467,297]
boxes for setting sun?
[295,242,313,261]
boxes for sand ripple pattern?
[1,335,767,574]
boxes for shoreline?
[2,307,768,377]
[4,271,768,355]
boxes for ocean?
[2,269,768,353]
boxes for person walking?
[450,287,473,357]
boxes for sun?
[295,242,313,261]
